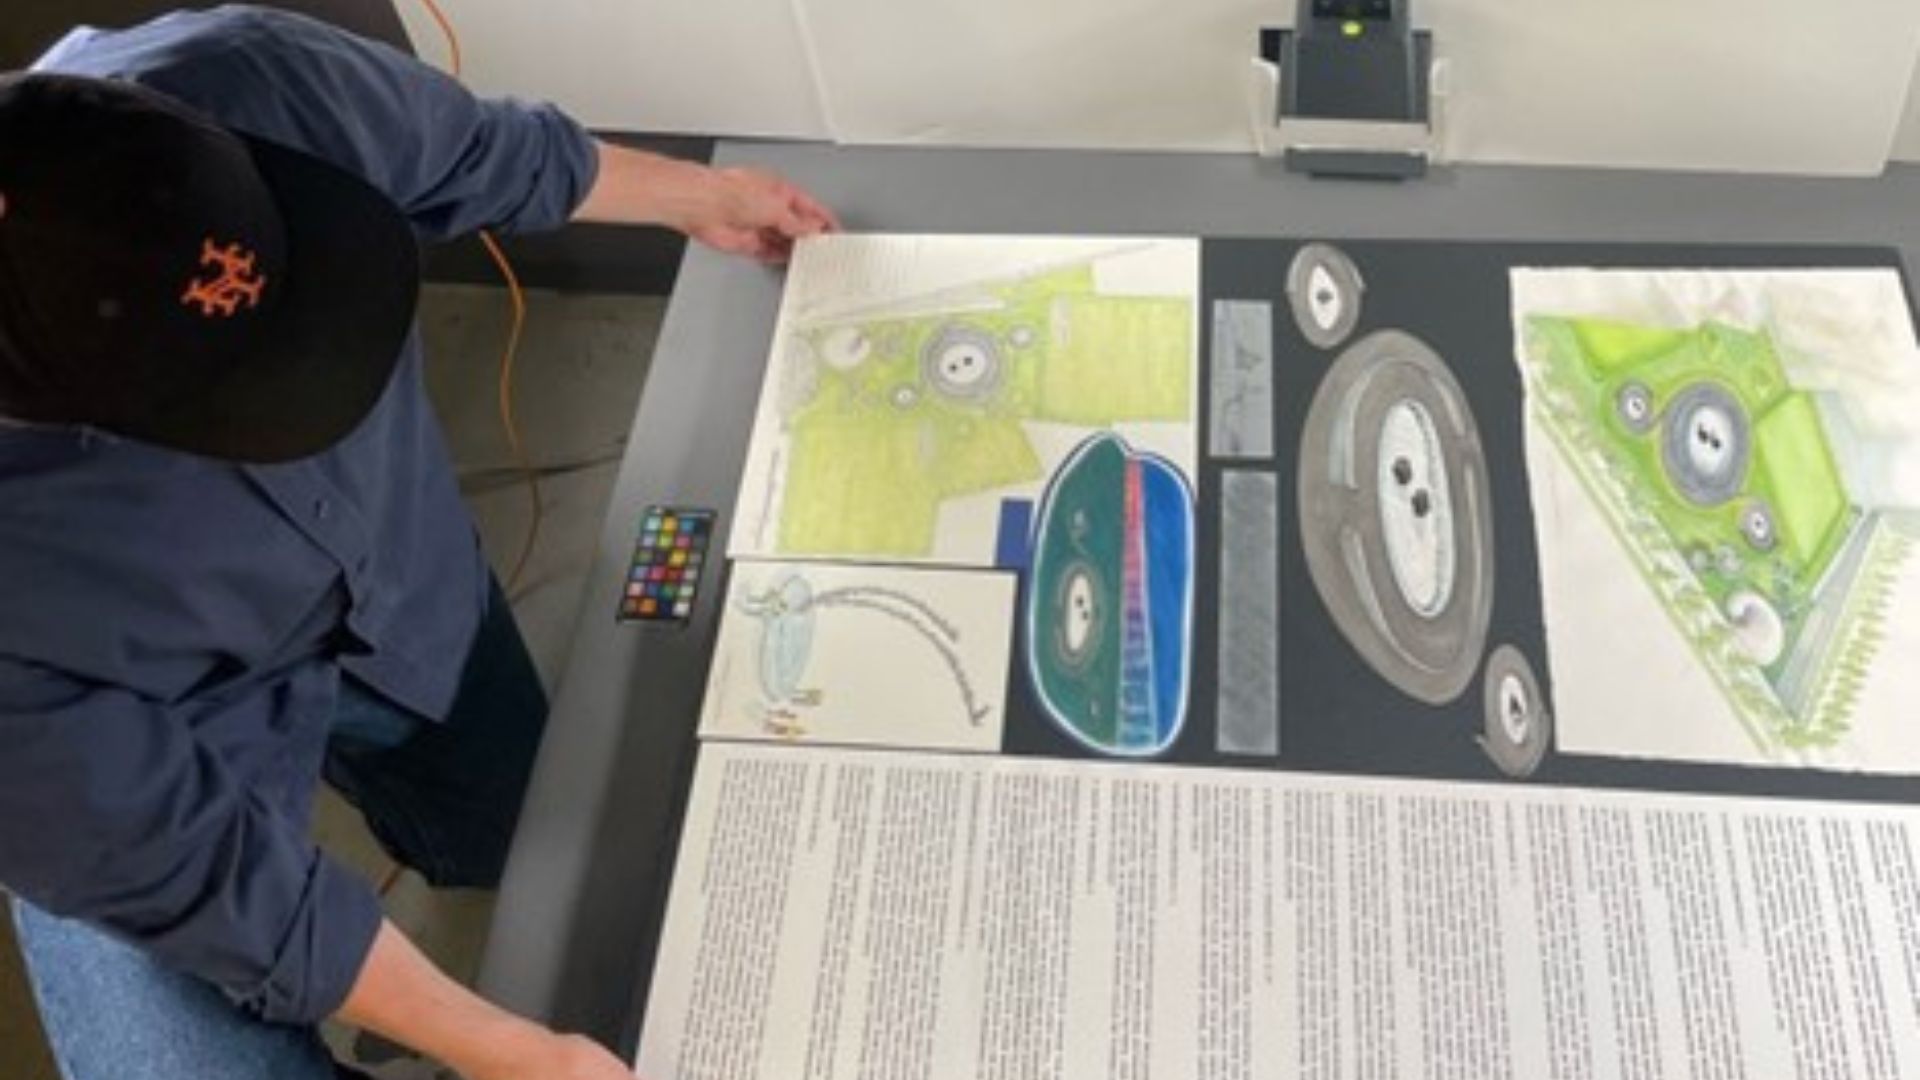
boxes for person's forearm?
[336,920,544,1079]
[571,140,713,228]
[568,139,839,264]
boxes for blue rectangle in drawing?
[1142,462,1194,727]
[995,499,1035,571]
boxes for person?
[0,6,838,1079]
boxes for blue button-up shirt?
[0,6,596,1024]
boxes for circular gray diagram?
[1286,243,1365,349]
[921,324,1006,402]
[1660,381,1750,507]
[1739,497,1778,552]
[1298,330,1495,705]
[1616,380,1656,434]
[1479,645,1552,778]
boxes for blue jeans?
[11,579,548,1080]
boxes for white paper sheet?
[1512,268,1920,773]
[697,561,1016,752]
[729,235,1200,565]
[638,743,1920,1079]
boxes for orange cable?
[480,228,543,595]
[415,0,463,78]
[416,0,544,597]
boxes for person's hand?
[574,143,842,264]
[673,165,841,265]
[336,922,644,1080]
[465,1028,636,1080]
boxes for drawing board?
[705,233,1920,801]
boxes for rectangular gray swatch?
[1209,300,1275,459]
[1217,470,1280,756]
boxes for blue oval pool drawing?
[1026,432,1195,756]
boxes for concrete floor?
[0,283,664,1079]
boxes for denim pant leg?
[323,576,549,889]
[9,898,338,1080]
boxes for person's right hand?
[337,922,642,1080]
[468,1029,636,1080]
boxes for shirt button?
[312,498,331,520]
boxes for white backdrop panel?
[393,0,830,139]
[802,0,1920,175]
[1892,57,1920,163]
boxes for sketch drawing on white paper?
[1514,268,1920,773]
[729,235,1200,566]
[699,561,1016,752]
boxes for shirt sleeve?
[35,5,600,240]
[0,658,382,1025]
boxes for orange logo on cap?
[181,238,267,318]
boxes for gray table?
[476,140,1920,1051]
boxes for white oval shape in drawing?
[1063,569,1099,658]
[1308,265,1344,332]
[937,340,993,388]
[1725,590,1786,666]
[1376,399,1456,618]
[922,326,1006,401]
[1498,673,1532,745]
[1285,243,1364,349]
[1686,404,1738,479]
[819,326,870,370]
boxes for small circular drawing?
[1479,645,1552,779]
[1616,380,1655,434]
[1739,498,1778,553]
[1285,243,1366,349]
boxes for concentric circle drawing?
[1616,380,1655,434]
[921,324,1006,401]
[1660,382,1750,507]
[1739,498,1778,552]
[1298,329,1495,705]
[1286,243,1365,349]
[1479,645,1551,778]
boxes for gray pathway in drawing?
[1217,471,1281,756]
[1209,300,1275,459]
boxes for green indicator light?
[1342,20,1363,38]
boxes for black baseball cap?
[0,73,420,463]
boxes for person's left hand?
[676,166,841,265]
